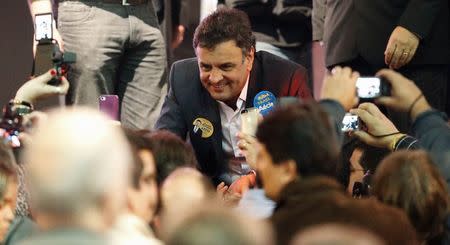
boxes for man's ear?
[245,47,255,72]
[281,159,298,183]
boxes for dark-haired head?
[255,101,340,200]
[257,101,340,178]
[373,150,449,243]
[149,130,198,185]
[193,8,255,57]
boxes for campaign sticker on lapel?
[192,117,214,138]
[253,91,276,116]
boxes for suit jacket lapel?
[246,53,263,108]
[199,87,225,172]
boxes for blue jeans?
[58,0,167,129]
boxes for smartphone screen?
[356,77,381,99]
[35,13,53,41]
[99,95,119,121]
[341,113,359,132]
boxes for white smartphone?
[35,13,53,41]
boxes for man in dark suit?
[155,8,311,186]
[321,0,449,129]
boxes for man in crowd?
[318,0,449,130]
[19,108,132,245]
[250,68,418,244]
[30,0,167,129]
[223,0,313,88]
[155,8,311,186]
[110,130,161,244]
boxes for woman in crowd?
[372,150,450,244]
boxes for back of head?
[166,204,274,245]
[350,197,419,245]
[24,108,132,229]
[149,130,197,185]
[160,168,215,238]
[161,167,214,209]
[193,8,255,54]
[270,176,418,245]
[256,101,340,178]
[372,150,449,241]
[291,223,385,245]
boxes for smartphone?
[356,77,390,99]
[341,113,359,132]
[99,95,119,121]
[33,13,57,84]
[35,13,53,42]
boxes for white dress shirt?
[217,77,251,176]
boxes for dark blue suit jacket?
[324,0,449,68]
[155,51,311,183]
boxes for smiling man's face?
[196,40,254,107]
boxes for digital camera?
[341,113,359,132]
[0,102,32,148]
[356,77,390,100]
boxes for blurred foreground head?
[291,223,385,245]
[24,108,132,232]
[159,167,215,238]
[256,101,340,200]
[373,150,449,242]
[166,203,274,245]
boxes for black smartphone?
[356,77,390,99]
[33,13,56,83]
[341,113,359,132]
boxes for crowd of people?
[0,1,449,245]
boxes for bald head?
[161,167,214,210]
[24,108,132,229]
[160,168,215,238]
[166,203,274,245]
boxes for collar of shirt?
[217,75,250,176]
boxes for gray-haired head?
[24,107,132,230]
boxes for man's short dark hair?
[123,129,155,189]
[256,101,340,178]
[149,130,198,185]
[193,8,256,55]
